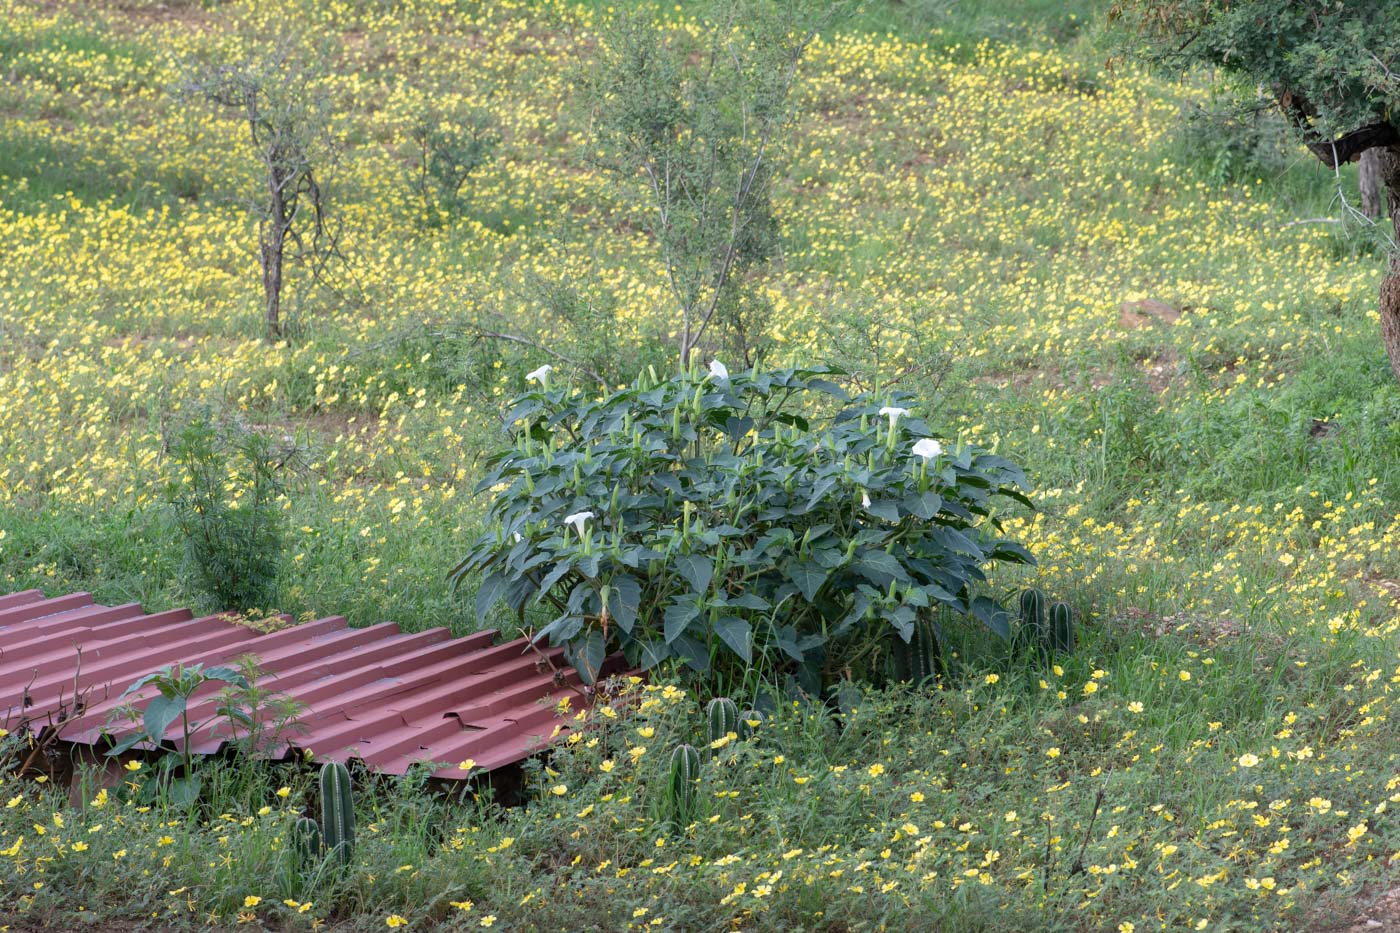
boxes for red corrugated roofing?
[0,590,629,778]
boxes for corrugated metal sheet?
[0,590,629,778]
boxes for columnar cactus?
[1047,601,1075,655]
[1013,588,1075,659]
[319,761,355,865]
[888,618,941,685]
[668,743,701,826]
[1016,588,1046,653]
[292,815,322,865]
[706,697,739,748]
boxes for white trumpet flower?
[563,511,595,535]
[911,438,943,461]
[878,406,909,430]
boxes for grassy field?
[5,0,1400,929]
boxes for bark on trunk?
[1360,149,1387,220]
[1378,147,1400,384]
[260,162,291,342]
[261,226,284,341]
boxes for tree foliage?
[587,1,838,368]
[1111,0,1400,165]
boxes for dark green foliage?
[705,697,739,748]
[319,761,356,866]
[454,364,1035,693]
[1112,0,1400,157]
[165,413,295,613]
[666,743,701,826]
[1174,102,1294,187]
[408,105,497,223]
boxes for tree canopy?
[1112,0,1400,166]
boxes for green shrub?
[454,364,1035,694]
[165,413,294,612]
[407,105,497,225]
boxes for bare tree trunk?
[1361,148,1387,219]
[261,164,290,341]
[1377,148,1400,384]
[261,225,284,340]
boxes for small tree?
[1111,1,1400,379]
[165,413,300,613]
[588,1,837,369]
[407,105,497,225]
[184,50,339,340]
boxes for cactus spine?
[706,697,739,748]
[668,743,701,826]
[319,761,355,865]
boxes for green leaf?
[143,694,186,744]
[788,561,830,602]
[774,623,805,661]
[610,575,641,634]
[535,559,575,597]
[105,731,144,757]
[714,616,753,664]
[728,592,771,611]
[633,639,671,671]
[664,601,701,644]
[119,669,169,700]
[971,596,1012,640]
[674,554,713,595]
[854,550,909,586]
[902,491,942,520]
[864,499,901,522]
[570,630,607,685]
[166,776,202,808]
[202,667,249,689]
[888,605,916,643]
[475,572,508,625]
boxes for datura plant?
[454,364,1035,693]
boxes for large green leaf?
[854,550,909,586]
[971,596,1011,640]
[143,694,186,744]
[664,600,701,643]
[570,630,607,685]
[714,616,753,664]
[474,572,508,624]
[201,666,249,688]
[674,554,713,595]
[788,560,830,602]
[609,575,642,634]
